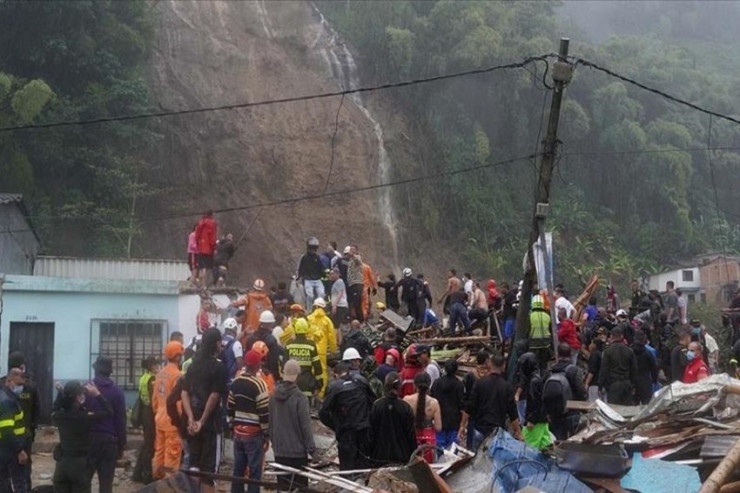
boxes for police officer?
[0,368,28,493]
[286,319,323,399]
[2,353,38,489]
[132,356,159,484]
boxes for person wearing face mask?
[0,368,28,493]
[52,380,112,493]
[683,341,710,383]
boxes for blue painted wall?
[1,275,180,406]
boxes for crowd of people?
[1,221,739,492]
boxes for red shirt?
[400,365,423,398]
[683,357,709,384]
[557,319,581,350]
[195,217,217,255]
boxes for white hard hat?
[313,298,327,308]
[616,309,628,318]
[403,267,412,278]
[343,245,352,254]
[222,318,238,332]
[259,310,276,324]
[253,278,265,290]
[307,237,319,247]
[342,347,361,361]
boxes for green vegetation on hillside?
[0,0,155,256]
[317,0,740,289]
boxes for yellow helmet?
[375,301,386,311]
[294,318,309,335]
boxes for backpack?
[542,366,574,417]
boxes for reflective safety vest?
[286,336,323,395]
[138,371,156,406]
[0,390,25,443]
[529,310,551,340]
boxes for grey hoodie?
[268,381,316,458]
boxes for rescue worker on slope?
[245,311,283,382]
[231,279,273,340]
[132,356,158,484]
[250,341,276,396]
[285,319,323,400]
[278,304,307,346]
[307,298,338,397]
[151,341,185,480]
[529,295,552,371]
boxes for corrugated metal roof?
[34,256,189,281]
[0,193,23,204]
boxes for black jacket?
[671,345,687,383]
[525,372,546,425]
[297,252,323,281]
[430,374,464,430]
[246,330,283,379]
[598,342,637,389]
[466,373,518,436]
[369,395,416,465]
[319,374,375,435]
[53,393,112,457]
[377,280,400,309]
[340,330,374,360]
[632,343,657,385]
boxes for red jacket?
[557,319,581,350]
[683,357,709,384]
[400,365,423,398]
[195,217,217,255]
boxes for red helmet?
[386,348,400,363]
[404,344,418,363]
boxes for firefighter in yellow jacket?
[279,304,307,346]
[307,298,337,397]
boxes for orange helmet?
[251,340,269,359]
[290,304,305,313]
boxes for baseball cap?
[164,341,184,360]
[244,350,262,368]
[283,359,301,382]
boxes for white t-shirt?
[677,297,688,324]
[272,326,284,346]
[555,296,575,319]
[464,279,474,297]
[425,361,441,385]
[704,333,719,354]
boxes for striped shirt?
[227,373,269,434]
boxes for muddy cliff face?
[145,0,402,284]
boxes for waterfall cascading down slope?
[310,5,401,272]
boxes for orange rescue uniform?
[361,263,377,320]
[151,363,182,478]
[234,291,273,338]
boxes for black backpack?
[542,366,574,417]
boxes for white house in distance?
[647,266,703,302]
[647,254,740,305]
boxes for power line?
[573,57,740,127]
[0,55,554,133]
[563,145,740,157]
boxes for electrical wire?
[323,94,345,194]
[0,55,555,133]
[573,57,740,127]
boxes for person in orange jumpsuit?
[231,279,273,343]
[151,341,185,479]
[361,262,378,321]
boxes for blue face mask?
[11,385,23,396]
[692,327,701,336]
[686,350,696,361]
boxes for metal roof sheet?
[34,256,189,281]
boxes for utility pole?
[511,39,573,367]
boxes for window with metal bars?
[95,320,165,390]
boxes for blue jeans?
[504,318,515,340]
[232,435,265,493]
[303,280,325,312]
[448,302,471,334]
[436,429,458,452]
[517,399,527,424]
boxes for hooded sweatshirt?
[268,381,315,459]
[86,376,127,450]
[430,373,464,430]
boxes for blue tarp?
[488,429,592,493]
[620,453,701,493]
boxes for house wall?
[648,268,701,293]
[699,259,740,305]
[0,204,38,275]
[0,275,180,406]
